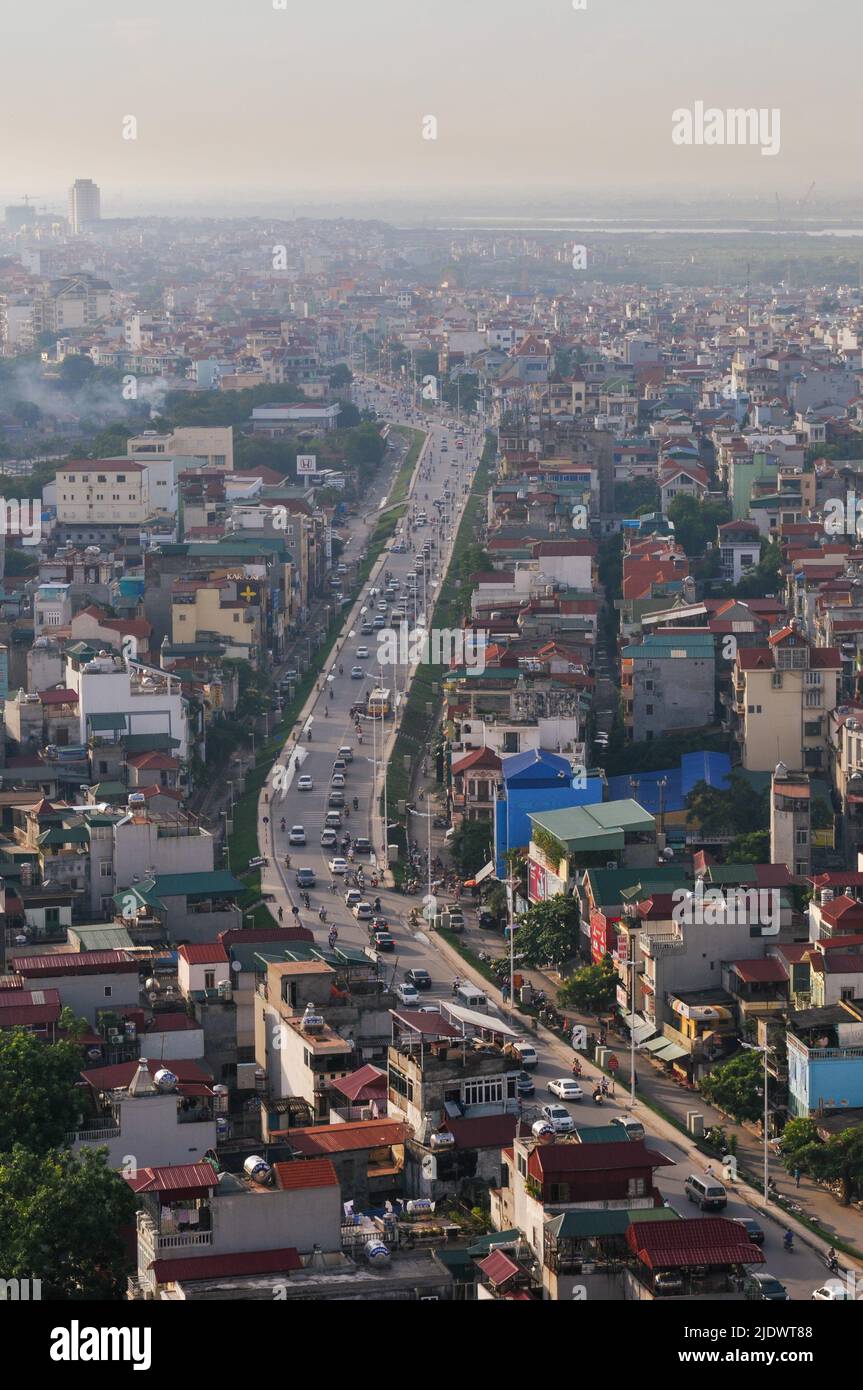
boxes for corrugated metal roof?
[286,1120,408,1156]
[626,1216,766,1270]
[126,1163,218,1194]
[477,1249,520,1285]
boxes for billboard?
[296,454,317,476]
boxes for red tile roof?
[81,1058,212,1090]
[151,1248,303,1284]
[477,1249,521,1286]
[730,958,788,984]
[144,1012,201,1032]
[331,1063,387,1103]
[626,1216,765,1270]
[442,1114,518,1149]
[37,688,78,705]
[177,942,229,966]
[530,1139,674,1181]
[15,950,138,977]
[273,1158,340,1190]
[451,747,503,775]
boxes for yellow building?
[734,625,840,772]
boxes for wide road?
[256,381,839,1303]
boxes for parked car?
[812,1282,852,1300]
[653,1271,684,1297]
[295,867,316,888]
[743,1272,790,1302]
[516,1071,535,1097]
[288,825,306,845]
[540,1104,575,1134]
[405,968,431,990]
[733,1217,765,1247]
[548,1078,583,1101]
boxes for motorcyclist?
[329,688,334,701]
[307,728,312,741]
[318,905,327,922]
[339,664,343,675]
[826,1246,839,1272]
[353,797,359,810]
[783,1229,794,1252]
[373,896,382,914]
[280,818,286,832]
[324,704,329,716]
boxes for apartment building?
[55,460,149,526]
[621,630,716,742]
[733,625,840,772]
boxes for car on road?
[328,857,349,875]
[320,829,337,848]
[732,1217,765,1247]
[332,759,347,775]
[328,793,345,811]
[811,1282,852,1300]
[394,983,419,1005]
[548,1078,584,1101]
[337,746,353,763]
[743,1272,790,1302]
[353,901,373,922]
[350,666,365,679]
[405,968,431,990]
[516,1071,535,1097]
[288,825,306,845]
[373,615,386,629]
[331,773,346,789]
[353,837,372,855]
[295,867,316,888]
[361,621,374,634]
[297,775,314,792]
[541,1104,575,1134]
[356,646,370,659]
[610,1116,645,1140]
[373,930,394,950]
[344,888,363,907]
[324,811,342,829]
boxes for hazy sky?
[2,0,861,210]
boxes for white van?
[456,983,489,1010]
[511,1041,538,1069]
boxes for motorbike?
[307,728,312,740]
[592,1090,603,1106]
[571,1061,582,1078]
[373,897,382,914]
[280,819,286,832]
[823,1250,840,1274]
[318,906,327,922]
[352,797,359,810]
[783,1231,794,1253]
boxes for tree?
[698,1050,764,1123]
[726,830,770,863]
[558,955,617,1015]
[57,354,96,391]
[449,821,493,878]
[0,1146,137,1299]
[0,1029,83,1155]
[780,1123,863,1205]
[514,895,581,969]
[667,494,731,557]
[329,363,353,389]
[726,538,782,599]
[686,770,768,837]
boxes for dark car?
[478,910,499,931]
[516,1071,535,1097]
[353,837,372,855]
[744,1272,790,1302]
[406,968,431,990]
[295,867,316,888]
[373,932,395,952]
[733,1217,765,1247]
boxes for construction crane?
[799,181,816,210]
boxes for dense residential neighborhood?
[4,7,863,1359]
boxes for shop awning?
[640,1036,669,1053]
[653,1042,689,1062]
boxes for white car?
[320,829,338,848]
[548,1078,584,1102]
[356,646,370,659]
[344,888,363,907]
[394,983,419,1006]
[288,825,306,845]
[331,773,346,789]
[811,1282,852,1300]
[328,857,349,875]
[541,1104,575,1134]
[297,775,314,791]
[352,900,373,921]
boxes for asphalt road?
[254,381,839,1304]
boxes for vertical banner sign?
[325,526,333,564]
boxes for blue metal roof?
[607,752,730,815]
[502,749,574,784]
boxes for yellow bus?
[367,687,391,718]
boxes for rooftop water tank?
[153,1068,178,1092]
[365,1241,391,1267]
[243,1156,272,1185]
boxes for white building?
[64,651,190,761]
[55,460,149,526]
[68,1057,217,1169]
[68,178,101,234]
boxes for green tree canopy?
[0,1028,83,1155]
[558,954,617,1015]
[449,820,494,878]
[686,770,768,837]
[514,894,581,969]
[779,1120,863,1205]
[0,1146,137,1299]
[698,1049,764,1123]
[667,494,731,557]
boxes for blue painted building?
[787,1009,863,1118]
[493,749,604,877]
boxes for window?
[517,1152,528,1177]
[103,986,113,998]
[389,1065,414,1103]
[795,828,808,846]
[771,672,782,689]
[805,671,822,686]
[97,474,107,483]
[214,455,226,467]
[204,971,215,990]
[627,1177,646,1197]
[805,690,822,708]
[117,474,126,482]
[45,907,60,927]
[463,1077,505,1106]
[549,1183,570,1203]
[645,704,654,716]
[100,861,112,878]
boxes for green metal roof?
[544,1206,681,1239]
[87,713,128,731]
[571,1125,631,1144]
[73,925,137,951]
[465,1229,523,1255]
[622,631,715,661]
[115,869,244,910]
[123,734,181,752]
[529,798,654,850]
[38,826,89,846]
